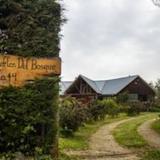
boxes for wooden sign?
[0,54,61,87]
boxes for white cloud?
[60,0,160,82]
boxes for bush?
[0,0,63,158]
[126,102,142,116]
[0,79,59,156]
[149,99,160,112]
[142,150,160,160]
[116,92,129,104]
[106,98,120,117]
[150,106,160,112]
[59,97,88,136]
[59,97,120,135]
[0,0,64,57]
[88,100,107,121]
[88,98,120,120]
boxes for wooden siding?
[66,77,96,95]
[119,77,155,101]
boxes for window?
[128,94,138,101]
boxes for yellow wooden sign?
[0,54,61,87]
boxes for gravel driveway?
[138,119,160,149]
[67,118,139,160]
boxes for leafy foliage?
[116,92,129,104]
[105,98,120,117]
[0,0,65,57]
[59,97,121,136]
[155,79,160,99]
[152,119,160,135]
[0,78,59,155]
[0,0,63,158]
[88,100,108,121]
[126,102,143,116]
[59,97,88,136]
[148,79,160,112]
[142,150,160,160]
[88,98,120,120]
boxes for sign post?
[0,54,61,87]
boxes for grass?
[141,150,160,160]
[59,114,129,150]
[113,113,160,160]
[60,112,159,160]
[0,153,79,160]
[152,119,160,135]
[59,153,80,160]
[113,113,158,148]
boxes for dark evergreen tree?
[0,0,64,57]
[0,0,64,159]
[155,79,160,99]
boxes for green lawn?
[141,150,160,160]
[152,119,160,135]
[59,114,128,150]
[113,113,157,148]
[113,113,160,160]
[60,112,159,160]
[59,153,80,160]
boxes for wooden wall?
[120,77,155,101]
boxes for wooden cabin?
[60,75,155,103]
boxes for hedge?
[0,78,59,155]
[0,0,64,158]
[59,97,88,136]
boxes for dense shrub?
[126,102,143,116]
[59,97,88,136]
[0,0,64,158]
[150,106,160,112]
[0,79,59,156]
[116,92,129,104]
[0,0,65,57]
[126,101,157,116]
[149,99,160,112]
[106,98,120,117]
[142,150,160,160]
[59,97,120,136]
[88,98,120,120]
[88,100,107,121]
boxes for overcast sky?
[60,0,160,83]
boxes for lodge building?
[60,75,155,103]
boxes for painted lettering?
[0,54,61,87]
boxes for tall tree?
[0,0,64,57]
[155,79,160,99]
[0,0,64,159]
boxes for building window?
[128,94,138,101]
[139,95,148,101]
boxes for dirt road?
[68,118,139,160]
[138,119,160,149]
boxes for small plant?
[116,92,129,104]
[126,102,142,116]
[59,97,88,136]
[142,150,160,160]
[88,100,107,121]
[88,98,120,120]
[152,119,160,134]
[106,98,120,117]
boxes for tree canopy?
[0,0,64,158]
[0,0,64,57]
